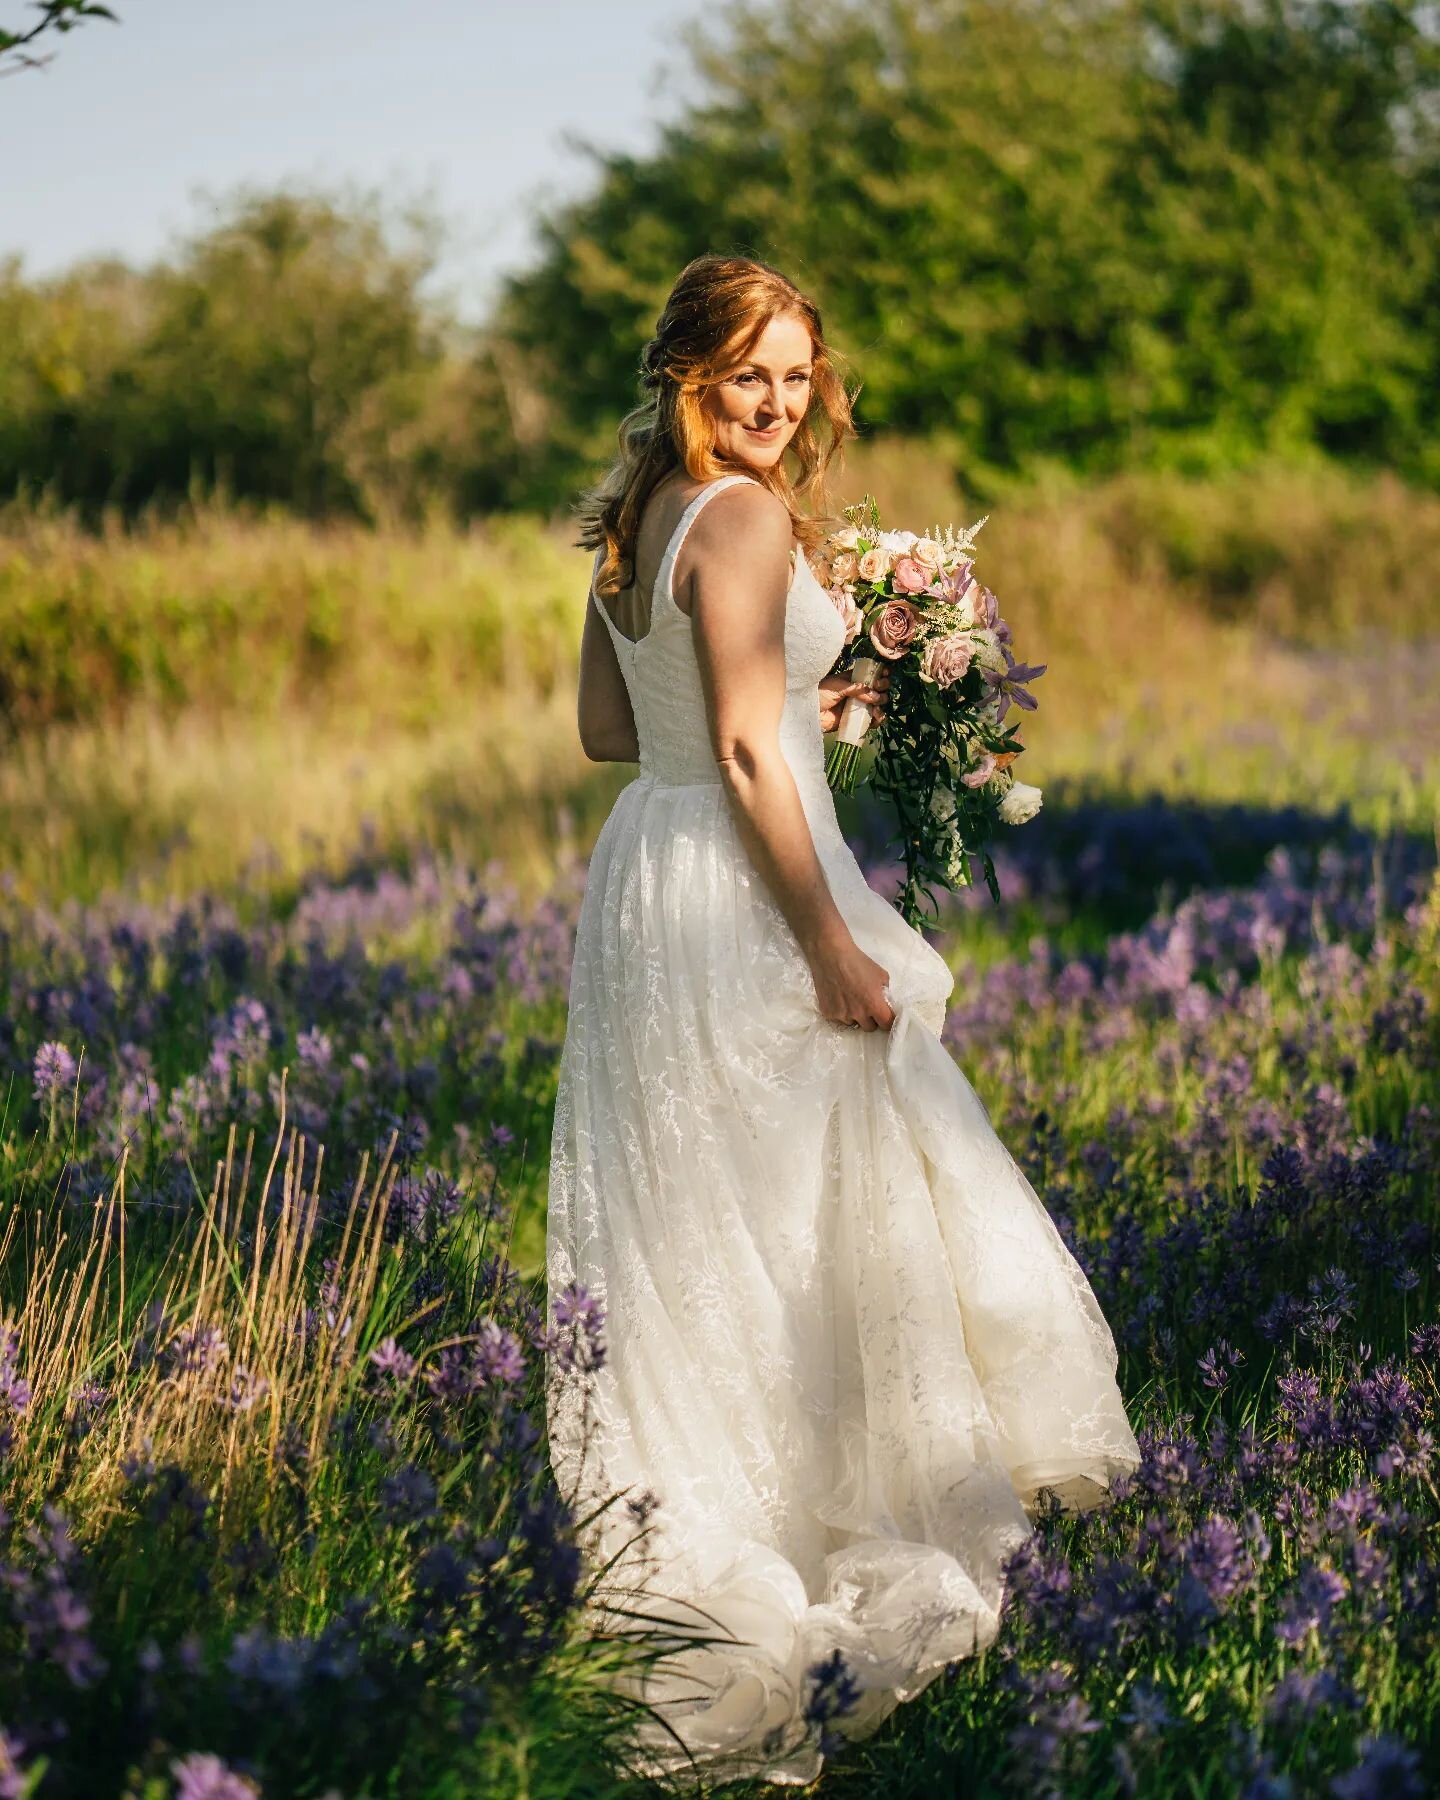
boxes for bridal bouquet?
[816,496,1046,926]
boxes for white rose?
[998,781,1043,825]
[876,529,916,553]
[831,525,862,551]
[857,547,892,584]
[912,537,943,571]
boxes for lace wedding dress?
[546,473,1140,1786]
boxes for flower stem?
[825,739,862,794]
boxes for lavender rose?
[868,599,921,660]
[920,632,973,687]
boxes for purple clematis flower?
[982,646,1047,722]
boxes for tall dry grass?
[1,461,1436,907]
[3,1095,403,1537]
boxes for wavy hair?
[575,255,857,598]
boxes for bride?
[545,253,1140,1786]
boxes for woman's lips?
[745,423,784,440]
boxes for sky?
[0,0,703,320]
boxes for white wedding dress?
[546,474,1140,1786]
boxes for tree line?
[2,0,1436,524]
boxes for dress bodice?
[589,475,847,802]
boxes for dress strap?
[654,474,758,625]
[585,545,630,655]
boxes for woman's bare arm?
[577,577,640,763]
[682,484,894,1030]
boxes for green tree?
[0,183,460,521]
[492,0,1440,503]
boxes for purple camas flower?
[1330,1733,1426,1800]
[1409,1323,1440,1363]
[1373,1430,1434,1480]
[161,1324,229,1379]
[1263,1667,1359,1729]
[1005,1662,1102,1789]
[476,1320,526,1387]
[1301,1267,1357,1342]
[295,1024,333,1071]
[1275,1561,1347,1647]
[65,1377,109,1442]
[380,1463,438,1525]
[382,1167,467,1249]
[1198,1339,1244,1390]
[169,1751,260,1800]
[368,1337,417,1385]
[7,1507,107,1690]
[1274,1486,1319,1542]
[1338,1359,1423,1453]
[32,1040,78,1102]
[1118,1683,1172,1734]
[425,1347,478,1404]
[0,1331,31,1421]
[1183,1515,1250,1607]
[0,1728,28,1800]
[1136,1425,1206,1497]
[224,1366,269,1414]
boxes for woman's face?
[700,311,814,471]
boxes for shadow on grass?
[839,782,1437,956]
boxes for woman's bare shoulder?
[685,478,792,564]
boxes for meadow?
[0,456,1437,1797]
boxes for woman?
[546,254,1140,1785]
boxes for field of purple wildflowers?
[2,475,1439,1798]
[1,778,1437,1799]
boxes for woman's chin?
[730,436,789,471]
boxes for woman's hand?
[819,666,889,735]
[808,933,896,1032]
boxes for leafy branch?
[1,0,118,77]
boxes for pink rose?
[891,556,929,595]
[868,599,921,660]
[920,632,973,687]
[961,751,997,789]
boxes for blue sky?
[0,0,701,319]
